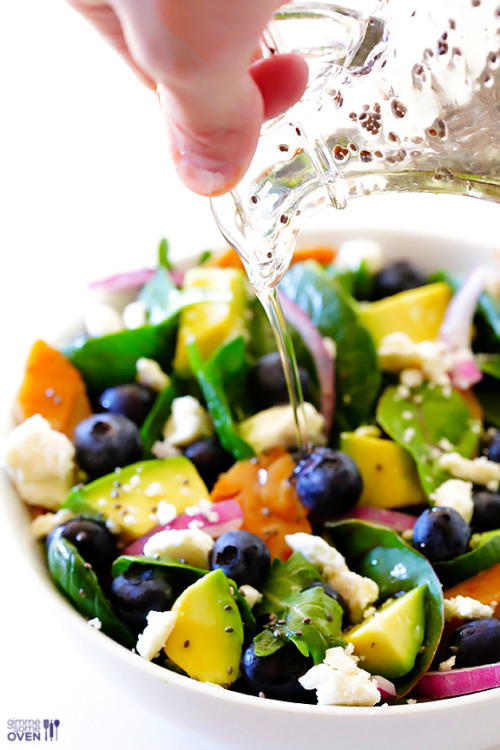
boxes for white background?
[2,2,500,750]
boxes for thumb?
[158,53,308,196]
[111,0,308,196]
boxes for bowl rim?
[4,220,500,720]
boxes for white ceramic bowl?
[3,218,500,750]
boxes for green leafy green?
[325,259,374,301]
[476,377,500,427]
[433,530,500,588]
[325,520,444,697]
[279,262,381,432]
[477,354,500,380]
[158,238,171,269]
[206,336,251,419]
[254,552,344,664]
[138,265,178,322]
[377,383,481,498]
[111,554,207,584]
[47,538,135,648]
[62,320,178,393]
[140,379,181,457]
[187,339,254,460]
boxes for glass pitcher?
[211,0,500,293]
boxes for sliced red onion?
[277,290,335,435]
[169,269,185,288]
[122,499,243,556]
[342,506,417,532]
[412,662,500,700]
[89,268,156,292]
[373,674,397,700]
[439,266,486,389]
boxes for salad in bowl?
[4,222,500,746]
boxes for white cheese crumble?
[239,403,326,455]
[87,617,102,630]
[184,499,220,523]
[298,643,380,706]
[136,610,177,661]
[155,500,178,526]
[285,533,379,623]
[84,302,124,338]
[3,415,76,509]
[30,508,75,540]
[151,441,182,459]
[122,300,148,330]
[334,239,384,274]
[143,528,214,569]
[238,585,263,609]
[438,452,500,491]
[444,596,494,621]
[431,479,474,523]
[136,357,170,392]
[162,396,213,447]
[438,655,456,673]
[400,368,424,388]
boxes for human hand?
[67,1,309,196]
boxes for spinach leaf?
[158,237,171,269]
[377,383,481,498]
[279,262,380,431]
[433,530,500,588]
[325,520,444,697]
[138,265,178,323]
[187,340,254,460]
[325,259,374,301]
[476,377,500,427]
[62,319,178,393]
[112,554,207,585]
[477,353,500,380]
[254,552,344,663]
[47,538,135,648]
[140,379,181,457]
[206,336,251,419]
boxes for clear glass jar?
[211,0,500,292]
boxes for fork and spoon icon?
[43,719,60,740]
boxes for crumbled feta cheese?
[151,441,182,459]
[136,610,177,661]
[84,302,123,338]
[238,585,263,609]
[30,508,75,540]
[285,533,379,623]
[322,337,337,359]
[87,617,102,630]
[155,500,178,526]
[438,655,456,673]
[3,415,76,509]
[431,479,474,523]
[122,300,148,330]
[438,452,500,490]
[334,239,384,274]
[239,403,326,455]
[351,425,382,438]
[400,368,424,388]
[298,643,380,706]
[162,396,213,447]
[402,427,416,443]
[136,357,170,392]
[444,596,494,621]
[184,499,220,523]
[143,528,214,569]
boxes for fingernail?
[175,152,236,196]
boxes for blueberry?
[98,383,157,427]
[372,260,428,300]
[447,618,500,669]
[305,581,351,629]
[486,431,500,464]
[210,530,271,588]
[47,516,118,574]
[412,506,470,562]
[74,413,142,479]
[472,489,500,532]
[184,436,234,490]
[291,447,362,517]
[111,564,176,633]
[241,641,315,703]
[247,352,312,410]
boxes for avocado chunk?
[64,457,211,541]
[345,585,427,679]
[357,282,452,346]
[174,267,248,374]
[164,569,244,684]
[340,430,426,508]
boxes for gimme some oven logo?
[7,719,61,742]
